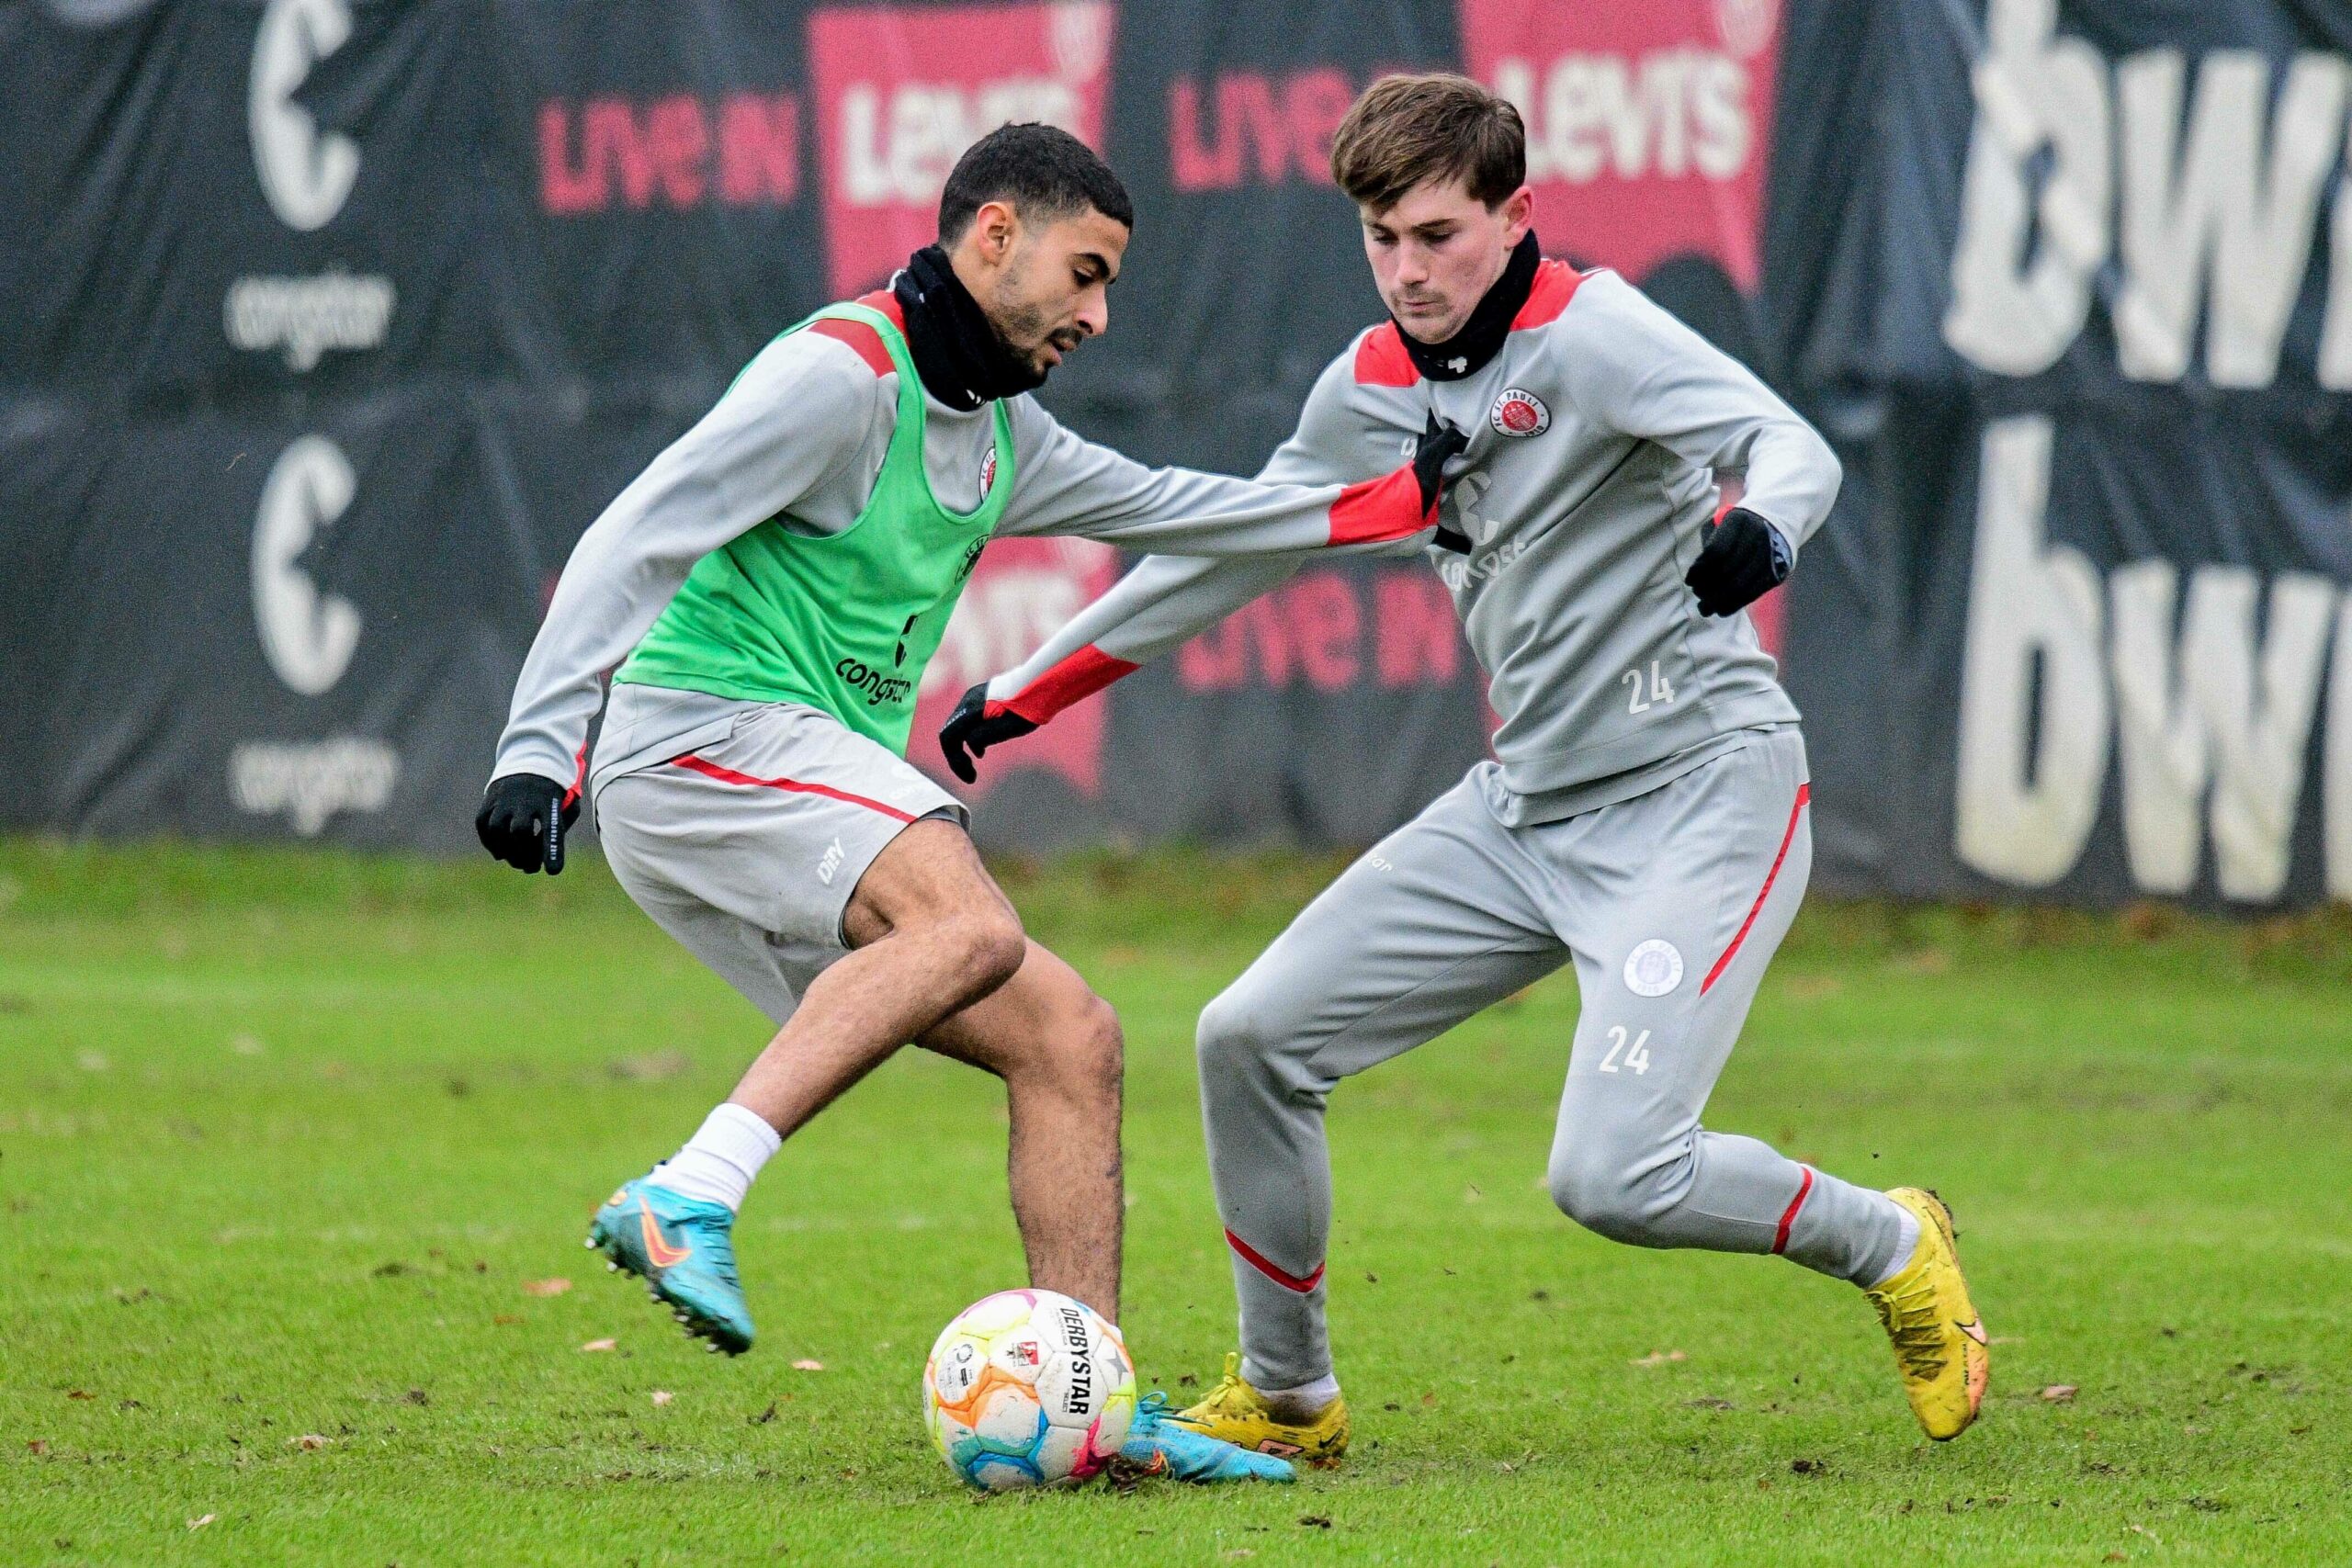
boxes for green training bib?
[614,301,1015,755]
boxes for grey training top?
[983,263,1841,824]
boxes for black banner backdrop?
[6,0,2351,908]
[1770,0,2352,907]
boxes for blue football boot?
[585,1178,753,1355]
[1120,1392,1296,1483]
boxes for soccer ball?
[921,1288,1136,1491]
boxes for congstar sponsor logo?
[834,656,914,708]
[237,0,395,371]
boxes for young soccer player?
[944,78,1989,1460]
[477,123,1463,1481]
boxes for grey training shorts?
[594,700,965,1025]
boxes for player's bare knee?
[944,906,1027,997]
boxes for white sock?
[1258,1373,1341,1423]
[1865,1204,1924,1290]
[650,1103,780,1213]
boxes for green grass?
[1,836,2348,1565]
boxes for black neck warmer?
[1396,231,1543,381]
[892,245,1046,411]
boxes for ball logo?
[1489,388,1551,438]
[1623,939,1684,998]
[252,434,363,696]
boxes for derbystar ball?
[920,1288,1136,1491]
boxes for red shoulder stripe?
[1511,258,1585,331]
[1351,322,1419,387]
[1002,644,1139,725]
[807,316,895,378]
[855,288,906,329]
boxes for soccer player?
[943,77,1989,1460]
[476,124,1463,1481]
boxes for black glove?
[937,683,1036,785]
[1413,413,1476,554]
[1683,507,1791,617]
[475,773,580,874]
[1412,413,1470,517]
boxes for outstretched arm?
[938,552,1298,782]
[488,335,876,796]
[941,355,1422,781]
[991,398,1459,555]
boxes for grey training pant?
[1197,729,1910,1390]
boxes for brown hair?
[1329,73,1526,214]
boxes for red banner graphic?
[809,2,1118,296]
[1460,0,1781,289]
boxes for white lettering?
[1943,0,2111,377]
[248,0,359,231]
[1947,0,2350,390]
[223,270,395,370]
[1495,50,1751,186]
[229,738,398,835]
[2110,562,2335,899]
[1953,417,2110,886]
[2326,597,2352,897]
[838,79,1086,209]
[252,434,362,696]
[2114,51,2346,387]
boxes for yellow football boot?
[1171,1353,1351,1466]
[1864,1187,1990,1440]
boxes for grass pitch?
[1,837,2347,1566]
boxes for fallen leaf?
[289,1434,328,1451]
[791,1359,824,1371]
[1790,1457,1824,1475]
[2131,1524,2163,1544]
[492,1314,522,1326]
[522,1279,571,1297]
[1297,1514,1332,1529]
[1630,1350,1688,1368]
[187,1515,215,1531]
[371,1261,414,1279]
[26,1439,47,1455]
[1419,1391,1438,1407]
[580,1338,617,1353]
[66,1390,94,1400]
[401,1389,428,1407]
[2041,1384,2079,1404]
[750,1402,778,1425]
[650,1391,674,1406]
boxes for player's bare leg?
[589,818,1031,1353]
[919,941,1125,1319]
[730,818,1027,1134]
